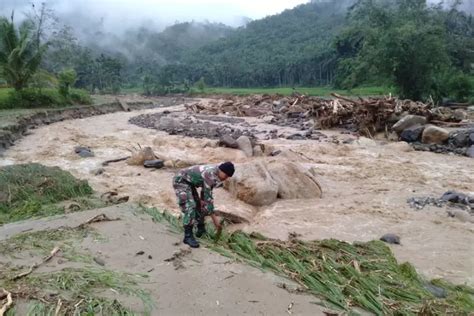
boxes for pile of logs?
[185,93,465,136]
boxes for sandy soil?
[1,103,473,287]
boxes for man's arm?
[210,213,222,231]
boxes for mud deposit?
[2,101,473,287]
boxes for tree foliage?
[334,0,473,101]
[0,16,45,91]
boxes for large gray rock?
[392,115,427,134]
[449,129,474,148]
[236,136,253,157]
[219,134,238,148]
[400,125,425,143]
[156,116,182,130]
[225,161,278,206]
[266,161,322,199]
[467,145,474,158]
[422,126,449,144]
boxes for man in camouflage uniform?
[173,161,235,248]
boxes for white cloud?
[1,0,310,32]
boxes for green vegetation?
[138,0,472,102]
[334,0,474,101]
[0,221,151,314]
[0,16,45,91]
[1,266,151,315]
[0,163,97,224]
[142,207,474,315]
[0,227,99,263]
[2,1,471,103]
[0,87,92,109]
[0,8,92,109]
[195,86,394,97]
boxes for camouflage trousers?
[173,179,205,227]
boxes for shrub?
[448,73,473,103]
[0,88,91,109]
[69,88,92,104]
[58,69,77,97]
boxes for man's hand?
[210,213,223,241]
[210,213,222,231]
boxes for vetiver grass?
[142,207,474,315]
[0,163,101,224]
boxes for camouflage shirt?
[174,165,222,214]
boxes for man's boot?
[183,226,199,248]
[195,222,207,238]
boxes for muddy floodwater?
[2,102,473,286]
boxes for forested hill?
[176,0,355,87]
[125,22,234,64]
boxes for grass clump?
[0,227,100,263]
[142,207,474,315]
[1,268,152,315]
[0,88,92,110]
[0,227,151,315]
[0,163,94,224]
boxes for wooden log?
[102,156,130,166]
[116,98,130,112]
[12,247,61,280]
[0,289,12,316]
[331,93,360,106]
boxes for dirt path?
[0,204,328,315]
[1,104,473,286]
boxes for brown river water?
[1,103,473,285]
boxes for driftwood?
[12,247,61,281]
[183,93,465,136]
[116,98,130,112]
[330,93,359,105]
[0,289,12,316]
[54,298,62,316]
[102,156,130,166]
[77,213,120,229]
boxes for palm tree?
[0,15,44,91]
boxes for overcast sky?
[1,0,310,32]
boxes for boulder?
[453,109,467,121]
[266,161,322,199]
[225,161,279,206]
[380,233,400,245]
[392,115,427,134]
[400,125,425,143]
[225,160,323,206]
[236,135,253,157]
[144,159,164,169]
[219,134,238,149]
[253,145,263,157]
[467,145,474,158]
[262,115,275,123]
[448,129,474,148]
[74,146,94,158]
[421,126,449,144]
[156,116,182,130]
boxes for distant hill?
[172,0,355,87]
[141,22,234,63]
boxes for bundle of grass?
[0,163,93,224]
[1,268,152,315]
[142,207,474,315]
